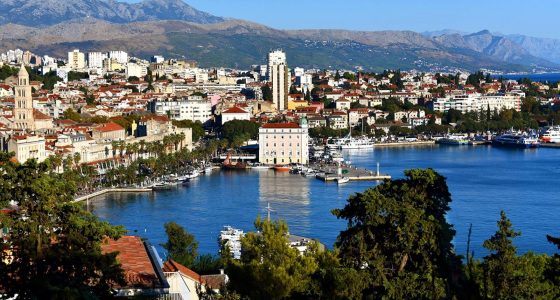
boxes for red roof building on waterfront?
[261,122,300,129]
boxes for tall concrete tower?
[13,65,35,131]
[268,50,289,111]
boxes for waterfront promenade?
[74,188,152,202]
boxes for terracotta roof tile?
[222,107,248,114]
[261,122,300,129]
[101,236,162,289]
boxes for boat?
[492,132,540,149]
[273,165,290,172]
[219,226,244,259]
[301,170,316,177]
[203,166,214,174]
[222,153,248,170]
[540,126,560,143]
[436,132,469,145]
[250,163,270,170]
[330,151,344,163]
[336,177,350,184]
[151,181,177,191]
[327,131,374,150]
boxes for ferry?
[493,132,540,149]
[540,126,560,143]
[436,133,469,145]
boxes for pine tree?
[482,211,520,299]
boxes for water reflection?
[258,170,311,232]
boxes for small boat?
[250,163,270,170]
[336,177,350,184]
[203,166,213,174]
[274,165,290,172]
[151,182,177,191]
[301,170,316,177]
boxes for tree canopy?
[0,152,125,298]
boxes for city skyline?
[123,0,559,39]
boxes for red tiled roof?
[140,115,170,123]
[101,236,162,289]
[222,106,248,114]
[261,122,300,129]
[33,109,52,120]
[163,260,201,283]
[95,122,124,132]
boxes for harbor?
[89,145,560,259]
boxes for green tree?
[226,217,318,300]
[173,119,205,142]
[62,108,82,122]
[261,85,272,101]
[332,169,460,299]
[222,120,259,144]
[162,222,199,267]
[0,153,125,298]
[481,211,521,299]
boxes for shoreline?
[74,188,152,202]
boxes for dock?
[310,163,391,182]
[74,188,152,202]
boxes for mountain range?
[1,0,559,73]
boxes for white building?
[8,135,47,163]
[88,52,107,69]
[126,63,147,79]
[151,96,213,124]
[67,49,85,70]
[268,50,290,111]
[430,93,522,113]
[221,106,251,125]
[109,51,128,64]
[259,119,309,165]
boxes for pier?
[310,162,391,182]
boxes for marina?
[89,145,560,259]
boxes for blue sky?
[124,0,558,39]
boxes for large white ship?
[326,132,374,150]
[540,126,560,143]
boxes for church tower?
[13,65,35,131]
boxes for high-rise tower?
[268,50,290,111]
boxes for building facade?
[8,135,47,163]
[67,49,85,70]
[150,96,213,124]
[259,119,309,165]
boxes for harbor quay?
[309,162,391,181]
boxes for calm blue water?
[90,145,560,258]
[494,72,560,83]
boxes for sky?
[123,0,559,39]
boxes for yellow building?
[287,100,309,110]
